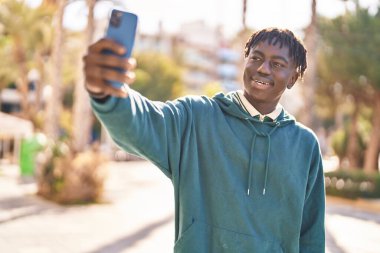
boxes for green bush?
[325,170,380,199]
[36,141,108,204]
[330,129,347,163]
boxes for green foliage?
[0,0,53,91]
[318,6,380,94]
[317,5,380,171]
[133,52,184,101]
[0,0,53,59]
[0,37,16,89]
[325,169,380,199]
[331,129,348,161]
[202,81,224,97]
[316,5,380,125]
[330,114,369,167]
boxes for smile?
[253,79,272,86]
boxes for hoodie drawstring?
[247,134,257,196]
[246,120,280,196]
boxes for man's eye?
[272,62,284,68]
[251,56,261,61]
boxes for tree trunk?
[13,38,30,119]
[346,98,360,169]
[364,90,380,172]
[34,53,45,113]
[242,0,247,30]
[30,52,47,130]
[45,0,65,140]
[72,0,96,152]
[300,0,318,129]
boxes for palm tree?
[318,1,380,171]
[300,0,318,129]
[242,0,248,30]
[42,0,122,146]
[43,0,66,140]
[0,38,18,90]
[72,0,96,152]
[72,0,123,152]
[364,92,380,172]
[0,0,53,120]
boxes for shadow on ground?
[87,214,174,253]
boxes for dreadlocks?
[244,28,307,78]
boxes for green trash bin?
[19,133,47,176]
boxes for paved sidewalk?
[325,200,380,253]
[0,161,174,253]
[1,161,380,253]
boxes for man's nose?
[257,61,271,75]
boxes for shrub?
[330,129,347,163]
[325,169,380,199]
[36,141,108,204]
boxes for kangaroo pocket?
[174,220,284,253]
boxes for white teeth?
[254,80,270,86]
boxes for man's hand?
[83,38,137,98]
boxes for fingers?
[88,38,126,55]
[84,53,136,71]
[84,68,134,98]
[83,39,137,98]
[124,70,136,84]
[127,58,137,70]
[85,65,129,83]
[86,78,129,98]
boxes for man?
[84,28,325,252]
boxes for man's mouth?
[252,79,272,86]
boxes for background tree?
[202,81,224,97]
[242,0,248,30]
[318,2,380,171]
[0,37,17,90]
[300,0,318,129]
[363,6,380,172]
[72,0,123,152]
[72,0,96,152]
[133,52,184,101]
[43,0,66,140]
[0,0,53,120]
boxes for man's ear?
[287,72,299,89]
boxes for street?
[0,160,380,252]
[325,201,380,253]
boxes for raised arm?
[82,39,191,179]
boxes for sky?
[27,0,379,38]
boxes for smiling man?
[84,27,325,253]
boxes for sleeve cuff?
[90,95,120,113]
[92,95,111,103]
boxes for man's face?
[243,40,299,114]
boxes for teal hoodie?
[91,88,325,253]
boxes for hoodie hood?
[213,91,296,125]
[213,91,296,196]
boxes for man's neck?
[243,92,277,115]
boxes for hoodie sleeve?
[91,88,190,179]
[299,142,326,253]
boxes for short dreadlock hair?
[244,28,307,78]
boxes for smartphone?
[104,9,138,88]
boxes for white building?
[135,20,241,93]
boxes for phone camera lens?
[110,11,122,27]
